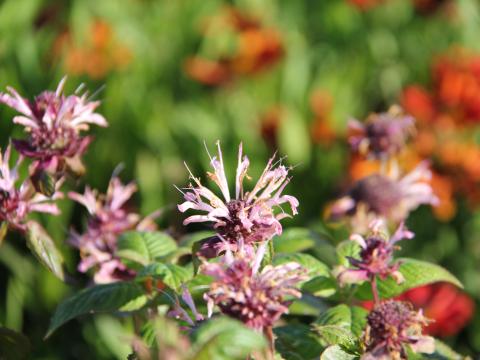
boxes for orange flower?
[259,106,283,149]
[185,7,284,86]
[309,90,337,146]
[54,19,132,79]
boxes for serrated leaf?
[320,345,356,360]
[355,258,463,300]
[302,276,337,297]
[313,305,362,351]
[350,306,368,337]
[316,304,351,328]
[117,231,178,267]
[46,282,146,338]
[190,317,266,360]
[26,221,64,280]
[273,228,318,253]
[273,253,330,279]
[275,324,324,360]
[137,263,192,290]
[336,240,361,267]
[0,327,30,360]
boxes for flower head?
[178,142,298,255]
[329,161,438,230]
[167,286,207,331]
[0,77,108,177]
[362,300,434,360]
[201,248,306,332]
[348,107,415,159]
[69,176,156,283]
[0,144,61,235]
[337,221,413,286]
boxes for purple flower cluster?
[69,176,157,283]
[337,221,413,286]
[201,248,307,332]
[0,78,107,180]
[178,142,298,255]
[0,144,61,238]
[348,107,415,160]
[362,300,434,360]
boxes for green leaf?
[275,324,324,360]
[137,263,192,291]
[320,345,356,360]
[355,258,463,300]
[0,327,30,360]
[273,253,330,279]
[46,282,147,338]
[117,231,178,267]
[336,240,361,267]
[313,305,364,352]
[350,306,368,338]
[302,276,337,297]
[190,317,266,360]
[26,221,64,280]
[273,228,318,253]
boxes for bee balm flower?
[336,221,413,286]
[178,142,298,255]
[69,176,156,283]
[0,77,107,178]
[329,161,438,230]
[362,300,434,360]
[348,107,415,160]
[201,249,307,332]
[0,144,61,237]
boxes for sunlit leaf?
[26,221,64,280]
[136,263,192,291]
[355,258,462,300]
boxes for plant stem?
[371,276,380,304]
[264,326,275,360]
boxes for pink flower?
[201,248,307,332]
[0,144,61,235]
[329,161,438,230]
[69,176,156,283]
[336,221,413,286]
[348,107,415,159]
[0,77,107,177]
[178,142,298,255]
[362,300,434,360]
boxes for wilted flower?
[178,142,298,255]
[0,144,61,237]
[69,176,156,283]
[348,107,415,160]
[336,221,413,286]
[362,300,434,360]
[329,161,438,229]
[201,248,307,332]
[0,77,108,179]
[167,286,207,331]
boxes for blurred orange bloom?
[53,19,132,79]
[185,7,284,86]
[310,90,337,146]
[260,106,283,149]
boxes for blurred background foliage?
[0,0,480,358]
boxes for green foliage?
[25,221,64,281]
[355,258,463,300]
[136,263,192,291]
[46,282,147,338]
[189,317,267,360]
[0,327,30,360]
[274,324,324,360]
[117,231,178,268]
